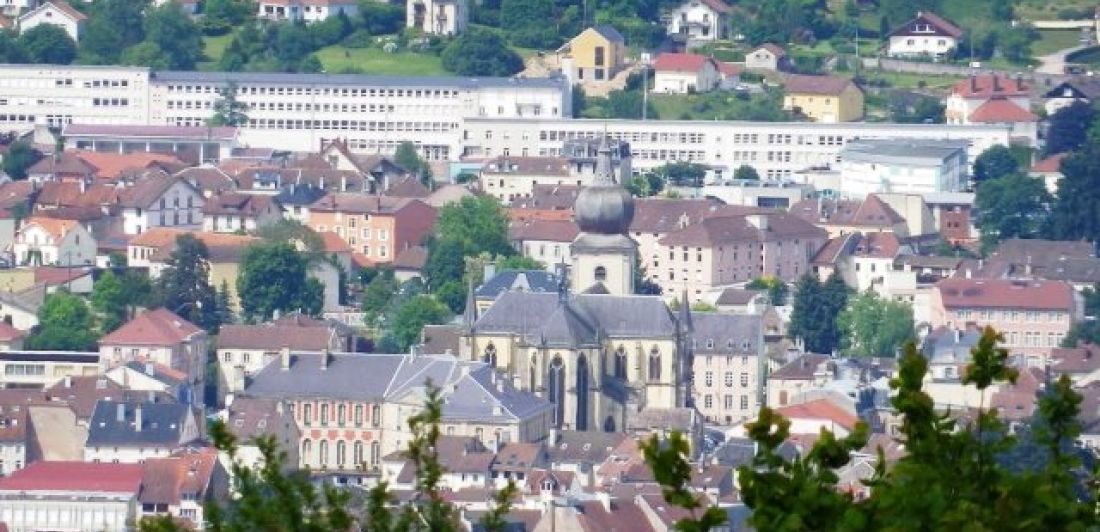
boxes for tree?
[275,21,315,69]
[1063,320,1100,347]
[734,165,760,181]
[390,295,450,351]
[26,292,98,351]
[79,0,147,63]
[437,196,514,257]
[889,92,946,124]
[498,254,544,271]
[836,291,915,357]
[19,25,77,64]
[627,172,664,197]
[141,1,203,69]
[974,172,1051,250]
[973,145,1019,183]
[499,0,560,48]
[209,82,249,127]
[1044,101,1096,156]
[201,0,254,35]
[602,89,657,119]
[0,30,26,63]
[237,242,323,321]
[657,162,708,188]
[1047,144,1100,243]
[441,30,524,76]
[789,273,849,354]
[362,266,399,323]
[358,1,405,35]
[1,141,39,180]
[423,238,467,290]
[393,141,432,184]
[155,234,221,331]
[998,25,1037,65]
[747,276,788,306]
[92,271,129,333]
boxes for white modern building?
[257,0,359,23]
[0,462,143,532]
[406,0,468,35]
[0,64,151,130]
[837,138,969,197]
[665,0,731,42]
[17,1,87,42]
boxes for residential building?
[652,53,721,94]
[16,0,86,41]
[0,321,25,350]
[127,229,259,309]
[479,156,575,203]
[510,219,579,268]
[0,351,95,390]
[885,11,963,58]
[257,0,358,22]
[1030,152,1068,194]
[559,26,626,85]
[1043,77,1100,115]
[0,400,31,476]
[690,312,764,425]
[406,0,467,35]
[84,400,201,463]
[665,0,731,42]
[0,0,36,17]
[138,449,226,527]
[945,74,1037,146]
[0,461,144,532]
[744,43,789,72]
[783,74,864,123]
[790,195,910,237]
[655,212,827,301]
[119,175,205,235]
[216,319,353,397]
[98,309,208,399]
[11,216,95,266]
[923,191,977,243]
[223,396,300,469]
[64,124,238,164]
[766,353,831,407]
[775,397,859,437]
[202,192,283,233]
[105,362,193,404]
[930,278,1079,364]
[307,194,436,263]
[981,238,1100,290]
[837,139,969,197]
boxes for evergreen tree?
[155,235,221,331]
[91,271,128,333]
[209,82,249,127]
[789,273,849,354]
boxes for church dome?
[574,136,634,234]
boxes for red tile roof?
[75,151,183,180]
[99,308,202,346]
[698,0,732,13]
[392,245,428,270]
[0,461,143,493]
[889,11,962,38]
[952,74,1029,98]
[318,231,352,254]
[775,398,859,431]
[968,97,1038,123]
[1031,152,1069,174]
[716,61,742,77]
[19,217,79,240]
[653,53,713,72]
[936,278,1076,311]
[0,321,25,341]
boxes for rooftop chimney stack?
[321,348,331,371]
[280,345,291,371]
[992,75,1001,93]
[134,404,142,432]
[116,403,125,423]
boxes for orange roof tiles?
[968,98,1038,123]
[775,398,859,431]
[99,308,202,346]
[936,278,1076,311]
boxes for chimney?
[116,403,126,423]
[145,362,155,376]
[64,376,72,388]
[1016,75,1024,92]
[134,404,142,432]
[321,348,331,371]
[280,346,291,371]
[992,75,1001,93]
[970,76,977,93]
[483,262,496,281]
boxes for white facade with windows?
[0,64,150,131]
[257,0,358,22]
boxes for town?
[0,0,1099,530]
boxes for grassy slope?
[199,33,235,71]
[313,46,446,75]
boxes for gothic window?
[484,343,498,367]
[576,355,589,431]
[614,347,627,380]
[594,266,607,281]
[548,356,565,428]
[648,347,661,381]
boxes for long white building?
[0,64,1012,177]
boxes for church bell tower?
[570,136,637,296]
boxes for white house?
[406,0,468,35]
[16,0,86,41]
[886,11,962,59]
[838,138,970,197]
[744,43,789,72]
[0,462,144,532]
[119,176,205,235]
[652,53,720,94]
[665,0,730,42]
[257,0,358,22]
[12,217,96,266]
[98,309,208,401]
[201,192,283,233]
[945,75,1037,147]
[0,0,36,17]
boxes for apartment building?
[690,312,764,425]
[307,194,436,263]
[0,64,151,130]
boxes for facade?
[783,74,864,123]
[665,0,730,42]
[690,312,764,425]
[307,194,436,263]
[744,44,788,72]
[84,401,201,463]
[98,309,208,397]
[217,321,352,397]
[479,156,576,203]
[0,462,143,532]
[63,124,238,164]
[202,192,283,233]
[510,219,579,268]
[12,217,95,266]
[766,353,830,407]
[119,176,205,235]
[945,74,1037,145]
[1043,78,1100,115]
[652,53,721,94]
[790,195,910,238]
[257,0,359,22]
[559,26,626,85]
[886,11,963,58]
[16,0,86,41]
[837,139,969,197]
[406,0,468,35]
[0,351,100,389]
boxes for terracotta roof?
[23,1,88,22]
[392,245,428,270]
[698,0,732,13]
[0,321,25,342]
[129,228,257,250]
[309,193,415,214]
[75,152,182,180]
[0,181,34,209]
[175,166,236,195]
[509,219,580,243]
[217,323,333,351]
[34,182,123,209]
[120,175,198,209]
[99,308,202,346]
[1031,153,1069,174]
[1051,344,1100,374]
[755,43,787,58]
[716,61,742,77]
[140,449,219,506]
[34,266,93,287]
[952,74,1029,98]
[318,231,352,254]
[968,97,1038,123]
[27,152,96,177]
[653,53,713,72]
[784,74,858,96]
[202,192,280,216]
[853,231,901,259]
[19,217,79,240]
[384,176,431,198]
[630,197,763,233]
[790,196,905,227]
[889,11,963,38]
[935,278,1076,311]
[482,156,570,177]
[0,461,143,493]
[775,398,859,431]
[714,288,763,305]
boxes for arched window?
[648,347,661,381]
[548,356,565,428]
[354,441,364,467]
[614,347,627,380]
[320,404,329,425]
[337,404,346,425]
[576,355,589,431]
[594,266,607,282]
[483,343,498,367]
[354,405,363,426]
[301,439,313,467]
[319,440,329,468]
[371,405,380,427]
[336,441,347,468]
[370,441,381,467]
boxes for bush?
[341,29,375,48]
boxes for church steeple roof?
[573,135,634,235]
[462,279,478,330]
[678,290,693,334]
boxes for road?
[1036,45,1088,75]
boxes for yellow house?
[558,25,625,83]
[783,74,864,123]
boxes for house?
[26,152,97,183]
[690,312,764,425]
[315,139,407,189]
[1043,78,1100,115]
[308,194,436,264]
[16,0,86,41]
[480,156,575,203]
[105,362,193,405]
[886,11,963,59]
[127,228,259,308]
[391,245,428,281]
[1050,344,1100,386]
[923,191,977,244]
[766,353,831,407]
[224,396,300,469]
[0,0,36,17]
[216,319,354,397]
[559,26,626,85]
[138,449,226,527]
[119,175,205,235]
[790,195,910,238]
[0,321,25,350]
[665,0,731,42]
[783,74,864,123]
[1030,152,1069,194]
[201,192,283,233]
[931,278,1079,365]
[406,0,468,35]
[98,308,208,401]
[176,166,237,198]
[0,461,144,532]
[12,217,96,266]
[945,74,1036,146]
[775,397,859,437]
[509,219,579,269]
[838,139,970,197]
[84,400,201,463]
[257,0,359,22]
[652,53,721,94]
[744,43,790,72]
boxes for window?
[354,441,364,466]
[371,405,380,427]
[594,266,607,282]
[354,405,363,426]
[614,347,627,379]
[337,404,346,425]
[704,394,713,408]
[303,403,312,425]
[319,441,329,467]
[647,348,661,381]
[302,439,313,465]
[724,395,733,409]
[740,372,748,387]
[724,372,733,387]
[594,46,605,66]
[336,441,346,467]
[704,371,713,387]
[321,404,329,425]
[740,395,749,409]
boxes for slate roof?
[770,353,830,380]
[690,312,761,355]
[384,176,431,198]
[174,166,236,195]
[545,430,629,464]
[309,193,416,214]
[922,325,982,364]
[420,324,462,355]
[153,70,566,90]
[86,400,193,447]
[445,366,553,422]
[1045,78,1100,100]
[473,292,679,344]
[482,156,570,177]
[274,183,327,206]
[226,397,292,441]
[510,184,581,211]
[246,352,407,401]
[475,270,560,300]
[202,192,280,216]
[714,288,763,306]
[392,245,428,270]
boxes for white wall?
[887,35,957,57]
[0,494,136,532]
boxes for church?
[461,137,695,433]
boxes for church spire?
[594,134,615,185]
[678,290,693,333]
[462,278,478,330]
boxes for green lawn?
[1034,29,1086,56]
[855,70,963,91]
[648,91,788,121]
[314,46,447,76]
[199,33,235,70]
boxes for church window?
[548,357,565,428]
[576,355,589,430]
[647,348,661,381]
[594,266,607,282]
[614,347,627,379]
[484,343,498,367]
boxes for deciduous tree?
[26,292,98,351]
[974,172,1051,250]
[20,25,77,64]
[973,144,1019,183]
[1,141,39,180]
[237,242,323,321]
[837,291,915,357]
[1047,144,1100,243]
[441,30,524,77]
[154,234,221,331]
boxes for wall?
[0,494,136,532]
